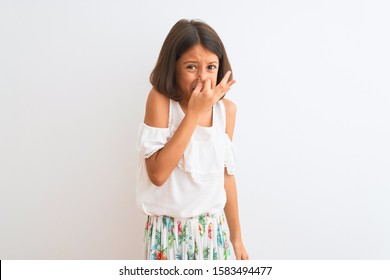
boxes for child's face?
[175,44,219,100]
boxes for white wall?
[1,0,389,259]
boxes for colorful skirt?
[144,212,235,260]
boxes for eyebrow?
[183,60,219,64]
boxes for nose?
[198,68,208,82]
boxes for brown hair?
[150,19,233,101]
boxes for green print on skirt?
[144,212,235,260]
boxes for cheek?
[176,72,186,84]
[176,73,195,92]
[212,75,218,88]
[179,74,196,85]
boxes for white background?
[1,0,389,259]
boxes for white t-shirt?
[136,99,236,218]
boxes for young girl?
[136,19,248,260]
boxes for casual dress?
[144,212,233,260]
[136,99,237,260]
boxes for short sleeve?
[224,133,237,175]
[137,123,172,159]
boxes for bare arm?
[144,72,235,186]
[144,88,199,186]
[223,98,249,260]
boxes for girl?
[137,19,248,260]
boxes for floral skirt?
[144,212,235,260]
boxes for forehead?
[179,44,218,62]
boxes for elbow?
[147,172,167,187]
[145,159,169,186]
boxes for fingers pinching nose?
[193,80,202,93]
[203,79,212,90]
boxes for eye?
[207,65,217,70]
[186,65,197,70]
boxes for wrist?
[230,233,243,246]
[184,111,202,125]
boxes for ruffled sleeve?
[224,133,237,175]
[137,123,172,159]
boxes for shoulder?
[222,98,237,117]
[221,98,237,138]
[144,87,170,128]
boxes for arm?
[143,88,199,186]
[223,98,249,260]
[144,73,235,186]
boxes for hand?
[211,70,236,100]
[232,240,249,260]
[187,71,235,119]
